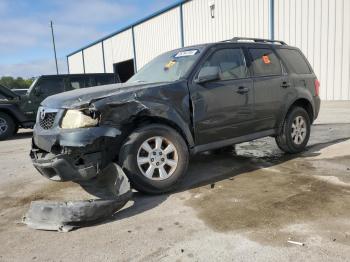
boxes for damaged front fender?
[93,96,194,148]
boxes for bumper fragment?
[23,163,132,232]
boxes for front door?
[190,47,254,145]
[20,77,65,120]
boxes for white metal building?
[67,0,350,101]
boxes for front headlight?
[61,109,99,129]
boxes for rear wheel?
[275,107,311,154]
[0,112,16,140]
[119,124,189,194]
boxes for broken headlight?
[61,109,99,129]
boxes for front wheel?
[119,124,189,194]
[275,107,311,154]
[0,112,16,140]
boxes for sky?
[0,0,179,78]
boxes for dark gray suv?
[31,37,321,194]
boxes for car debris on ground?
[22,163,132,232]
[287,240,305,246]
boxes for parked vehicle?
[31,37,321,194]
[11,89,29,96]
[0,73,117,140]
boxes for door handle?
[281,81,291,88]
[237,86,249,94]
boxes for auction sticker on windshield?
[175,50,198,58]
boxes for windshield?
[128,48,202,84]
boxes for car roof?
[187,37,297,50]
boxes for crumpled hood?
[41,82,166,109]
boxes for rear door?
[190,46,254,145]
[276,48,315,94]
[247,47,290,131]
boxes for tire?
[0,112,16,140]
[119,124,189,194]
[275,106,311,154]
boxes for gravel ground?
[0,101,350,261]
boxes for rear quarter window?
[248,48,282,77]
[276,49,312,74]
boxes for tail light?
[314,79,320,96]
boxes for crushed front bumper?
[31,124,121,182]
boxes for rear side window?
[68,77,85,90]
[277,49,312,74]
[202,48,247,80]
[249,48,282,76]
[95,75,114,86]
[37,78,64,97]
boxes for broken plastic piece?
[287,240,305,246]
[23,163,132,232]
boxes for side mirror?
[195,66,220,84]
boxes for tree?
[0,76,34,89]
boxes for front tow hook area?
[22,163,132,232]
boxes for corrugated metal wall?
[67,51,84,74]
[103,29,134,73]
[134,7,182,70]
[275,0,350,100]
[67,0,350,100]
[83,43,104,73]
[183,0,270,46]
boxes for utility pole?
[50,21,59,75]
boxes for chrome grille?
[39,112,57,130]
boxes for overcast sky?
[0,0,178,78]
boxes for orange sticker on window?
[262,55,271,64]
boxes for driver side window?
[202,48,247,80]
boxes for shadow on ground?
[8,130,33,140]
[106,123,350,226]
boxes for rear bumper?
[31,125,121,182]
[313,96,321,121]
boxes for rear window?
[277,49,311,74]
[249,48,282,76]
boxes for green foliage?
[0,76,34,89]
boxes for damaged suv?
[31,38,320,194]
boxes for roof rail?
[225,37,287,45]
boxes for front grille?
[39,112,57,130]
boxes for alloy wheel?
[0,117,8,135]
[137,136,178,180]
[291,115,307,145]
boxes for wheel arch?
[129,115,194,150]
[278,98,314,133]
